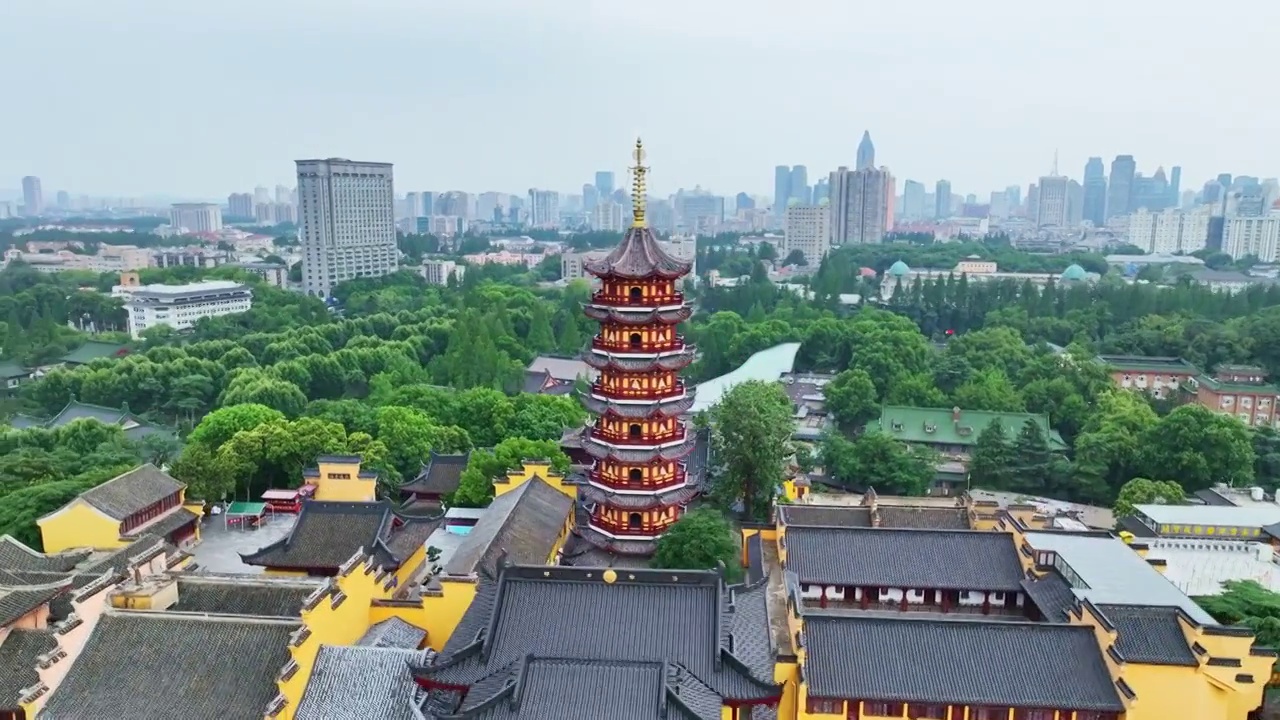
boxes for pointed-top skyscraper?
[856,130,876,170]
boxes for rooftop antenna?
[630,138,648,228]
[1052,149,1059,177]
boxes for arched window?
[629,286,643,302]
[628,513,642,530]
[629,423,642,439]
[629,468,643,484]
[629,332,642,348]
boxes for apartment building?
[120,280,253,338]
[783,204,830,265]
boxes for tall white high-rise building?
[902,180,926,219]
[527,189,560,228]
[275,185,292,204]
[297,158,398,298]
[169,203,223,233]
[1223,216,1280,262]
[830,166,891,245]
[989,191,1010,220]
[783,205,831,265]
[1035,175,1070,227]
[21,176,43,216]
[591,201,627,232]
[228,193,254,218]
[1125,208,1212,254]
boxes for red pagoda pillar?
[576,139,699,557]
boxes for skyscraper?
[297,158,398,299]
[21,176,42,216]
[1107,155,1137,219]
[1082,157,1107,226]
[830,166,892,245]
[735,192,755,212]
[169,203,223,233]
[1169,166,1182,207]
[527,189,560,228]
[903,180,926,219]
[856,131,875,171]
[1036,176,1070,227]
[55,191,70,210]
[595,171,615,197]
[934,180,951,219]
[228,192,254,218]
[583,183,599,212]
[1005,185,1021,212]
[812,178,829,204]
[790,166,810,205]
[774,166,791,218]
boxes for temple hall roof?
[1095,604,1198,666]
[170,577,319,617]
[67,463,184,521]
[0,535,90,572]
[358,617,428,649]
[416,564,779,713]
[783,526,1025,591]
[803,614,1124,712]
[38,612,298,720]
[0,628,56,709]
[240,500,409,572]
[0,579,71,627]
[401,451,472,497]
[296,645,428,720]
[582,226,692,280]
[439,657,723,720]
[1020,573,1077,622]
[777,505,872,528]
[443,477,574,577]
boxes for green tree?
[823,369,878,428]
[651,509,740,579]
[951,368,1024,412]
[822,431,933,496]
[1072,391,1160,501]
[1113,477,1185,519]
[220,375,308,417]
[525,302,556,353]
[1010,419,1053,495]
[169,443,235,502]
[885,372,950,407]
[188,404,285,449]
[1140,404,1255,492]
[709,380,794,521]
[968,419,1016,491]
[451,437,570,507]
[1195,580,1280,648]
[0,479,94,549]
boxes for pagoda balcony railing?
[591,335,686,354]
[590,290,685,308]
[589,469,690,494]
[589,427,686,446]
[590,515,672,537]
[590,380,687,402]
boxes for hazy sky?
[3,0,1277,200]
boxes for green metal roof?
[61,341,130,365]
[1096,355,1201,374]
[1195,375,1280,395]
[225,501,267,516]
[866,406,1066,450]
[0,361,30,378]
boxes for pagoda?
[576,139,699,557]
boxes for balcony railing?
[591,290,685,308]
[590,380,687,402]
[591,466,688,492]
[590,514,674,537]
[590,426,685,446]
[591,334,686,354]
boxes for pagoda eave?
[580,394,695,418]
[579,483,700,509]
[581,434,698,463]
[575,525,659,557]
[584,265,691,282]
[582,351,695,373]
[582,305,692,325]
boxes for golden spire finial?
[630,137,648,228]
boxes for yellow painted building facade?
[310,456,378,502]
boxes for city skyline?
[3,0,1277,198]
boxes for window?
[629,286,643,302]
[629,423,642,439]
[628,513,642,530]
[629,332,642,348]
[629,468,643,484]
[805,697,843,714]
[971,708,1012,720]
[1075,712,1118,720]
[1015,710,1057,720]
[861,702,902,716]
[908,705,947,719]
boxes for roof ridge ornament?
[631,138,647,228]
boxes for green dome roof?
[1061,264,1087,281]
[888,260,910,276]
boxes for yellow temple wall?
[37,500,125,553]
[494,460,575,500]
[313,459,376,502]
[369,577,477,652]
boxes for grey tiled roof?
[297,645,427,720]
[777,505,871,528]
[171,578,316,617]
[241,500,400,572]
[442,657,722,720]
[1096,604,1198,666]
[39,612,298,719]
[0,535,89,572]
[803,615,1124,711]
[0,580,71,627]
[124,507,198,539]
[0,628,55,708]
[876,506,970,529]
[783,527,1025,591]
[358,617,427,649]
[402,451,471,496]
[443,477,574,576]
[76,463,183,521]
[386,518,442,560]
[521,369,553,394]
[418,565,779,712]
[1021,573,1076,622]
